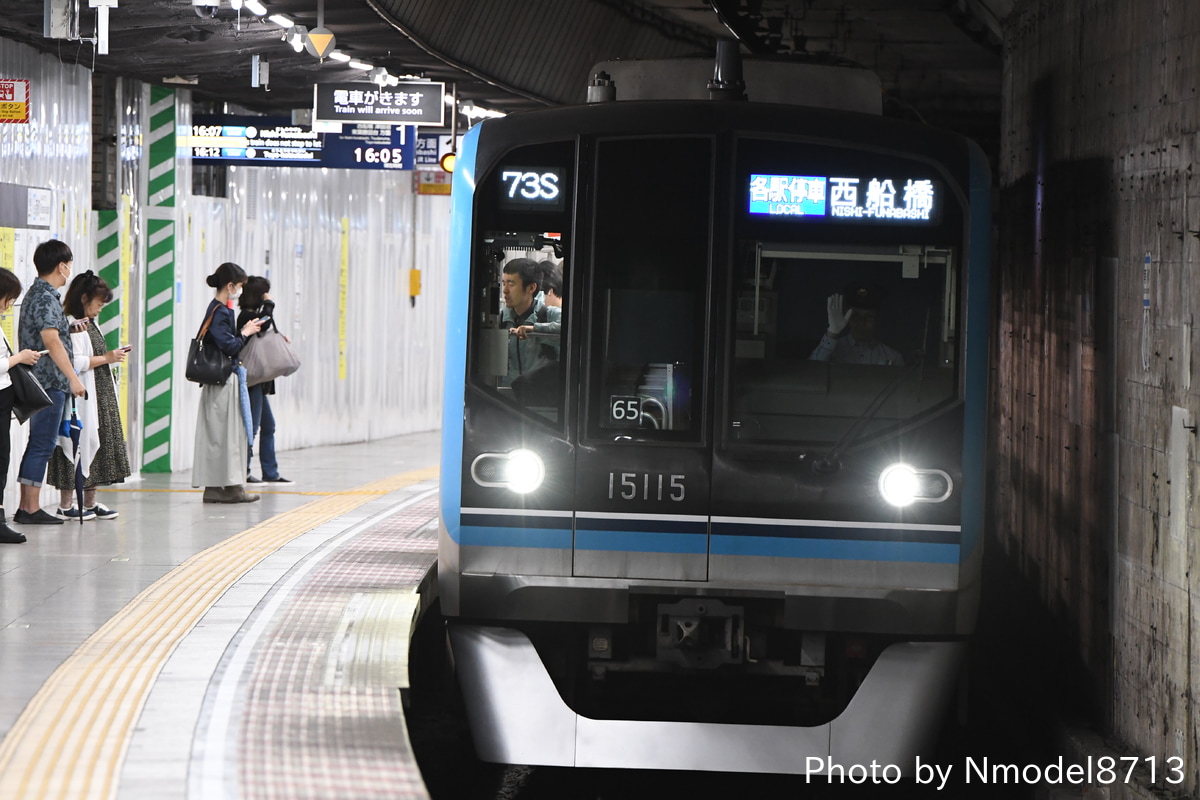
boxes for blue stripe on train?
[460,526,573,549]
[711,535,959,563]
[575,529,708,554]
[711,521,959,544]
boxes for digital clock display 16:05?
[353,147,407,166]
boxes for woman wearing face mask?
[192,262,262,503]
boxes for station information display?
[749,173,938,223]
[188,116,416,170]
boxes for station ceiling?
[0,0,1011,151]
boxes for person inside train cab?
[512,260,562,350]
[500,257,556,386]
[809,282,904,366]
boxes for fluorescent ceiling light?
[244,0,267,14]
[268,14,294,27]
[328,51,352,62]
[348,60,373,70]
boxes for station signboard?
[313,82,445,127]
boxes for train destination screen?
[749,173,937,222]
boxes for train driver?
[809,282,904,366]
[500,258,559,392]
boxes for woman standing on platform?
[47,271,129,520]
[192,262,262,503]
[236,276,292,485]
[0,269,43,544]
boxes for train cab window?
[587,137,712,441]
[468,142,573,426]
[729,242,959,445]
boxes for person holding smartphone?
[237,275,292,485]
[47,271,129,520]
[193,262,262,503]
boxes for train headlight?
[506,449,545,494]
[878,463,953,507]
[470,450,546,494]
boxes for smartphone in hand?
[258,316,271,324]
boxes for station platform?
[0,431,441,800]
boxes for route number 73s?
[501,170,559,201]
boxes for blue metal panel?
[959,141,992,558]
[440,124,482,545]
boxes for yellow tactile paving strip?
[0,465,438,800]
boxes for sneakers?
[13,508,65,525]
[56,507,97,521]
[246,474,262,484]
[86,504,119,520]
[263,476,294,485]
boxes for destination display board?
[748,173,939,223]
[187,116,416,170]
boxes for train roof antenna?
[708,39,747,101]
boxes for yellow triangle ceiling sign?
[306,29,336,59]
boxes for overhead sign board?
[313,82,445,126]
[415,133,462,167]
[190,116,322,163]
[187,116,416,170]
[321,123,415,170]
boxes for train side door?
[572,136,714,581]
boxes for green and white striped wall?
[142,86,175,472]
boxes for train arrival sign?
[313,82,445,127]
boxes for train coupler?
[656,598,744,668]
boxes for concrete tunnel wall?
[995,0,1200,791]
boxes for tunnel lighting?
[506,450,545,494]
[287,25,307,52]
[879,464,919,507]
[348,59,374,70]
[230,0,244,9]
[244,0,267,14]
[268,13,294,28]
[328,50,352,62]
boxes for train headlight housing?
[878,463,953,507]
[470,449,545,494]
[506,450,545,494]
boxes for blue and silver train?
[438,47,991,774]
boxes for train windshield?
[729,242,959,445]
[467,141,573,427]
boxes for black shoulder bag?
[185,306,234,386]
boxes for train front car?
[439,59,990,775]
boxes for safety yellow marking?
[0,465,439,800]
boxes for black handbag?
[10,363,52,424]
[185,306,234,386]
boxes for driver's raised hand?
[826,293,853,337]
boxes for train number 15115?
[608,472,685,502]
